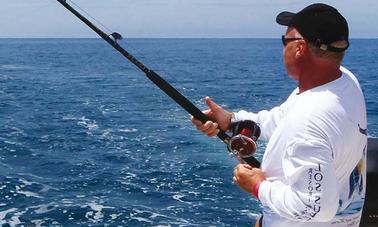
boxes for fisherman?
[191,3,367,227]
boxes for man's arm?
[191,96,284,140]
[258,138,339,222]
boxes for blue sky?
[1,0,377,38]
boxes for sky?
[1,0,377,38]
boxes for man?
[191,3,367,227]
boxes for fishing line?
[65,4,173,113]
[61,0,186,113]
[67,0,114,35]
[56,1,163,86]
[64,1,183,93]
[56,0,261,168]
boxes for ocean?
[0,38,377,226]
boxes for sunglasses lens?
[281,36,304,46]
[281,35,287,46]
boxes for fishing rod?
[56,0,260,168]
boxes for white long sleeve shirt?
[233,66,367,227]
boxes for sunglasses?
[281,35,304,46]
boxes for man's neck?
[298,61,342,93]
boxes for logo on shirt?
[294,163,323,221]
[348,159,364,200]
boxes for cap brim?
[276,11,295,26]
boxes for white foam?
[3,140,17,145]
[100,105,119,115]
[131,207,191,225]
[0,208,17,222]
[33,203,56,214]
[4,209,26,227]
[110,213,122,220]
[15,186,42,198]
[77,117,99,131]
[85,201,113,223]
[119,128,138,133]
[240,209,261,219]
[18,178,34,186]
[63,116,99,132]
[132,216,153,224]
[172,194,193,205]
[31,219,45,227]
[62,199,74,204]
[18,190,42,198]
[0,64,32,70]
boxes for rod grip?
[192,109,230,142]
[243,156,261,168]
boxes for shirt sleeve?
[258,138,339,222]
[233,106,283,141]
[232,89,298,141]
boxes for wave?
[0,64,33,70]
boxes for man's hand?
[190,96,233,137]
[233,164,266,197]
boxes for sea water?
[0,38,377,226]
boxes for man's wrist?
[226,112,235,131]
[230,112,236,123]
[252,181,263,199]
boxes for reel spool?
[227,120,261,159]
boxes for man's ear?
[295,40,308,59]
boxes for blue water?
[0,38,377,226]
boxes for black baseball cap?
[276,3,349,52]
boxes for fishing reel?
[227,120,261,163]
